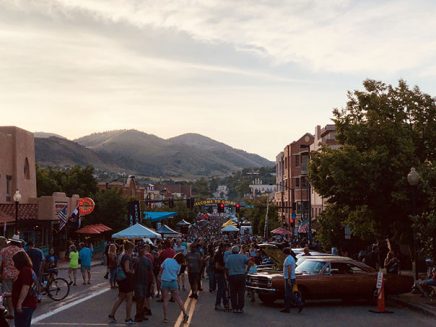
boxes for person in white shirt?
[281,248,303,313]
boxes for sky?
[1,0,436,161]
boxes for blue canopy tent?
[144,211,177,222]
[156,224,181,238]
[221,225,240,233]
[112,223,162,239]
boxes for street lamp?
[407,167,420,281]
[13,190,22,235]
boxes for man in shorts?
[79,242,92,285]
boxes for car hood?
[258,244,285,270]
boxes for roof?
[0,204,38,223]
[156,224,180,235]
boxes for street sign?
[376,271,383,289]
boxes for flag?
[58,206,68,231]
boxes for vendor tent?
[176,219,191,226]
[112,223,162,239]
[271,227,292,235]
[221,225,239,233]
[156,224,181,237]
[143,211,177,222]
[222,219,237,227]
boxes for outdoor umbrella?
[271,227,292,236]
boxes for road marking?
[32,287,110,324]
[174,295,198,327]
[34,323,126,326]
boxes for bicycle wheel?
[47,277,70,301]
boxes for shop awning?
[76,223,112,235]
[143,211,177,222]
[176,219,191,226]
[271,227,292,235]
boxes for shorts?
[2,279,13,293]
[118,276,134,293]
[81,265,91,272]
[161,280,178,291]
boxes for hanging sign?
[78,197,95,216]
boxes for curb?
[389,295,436,318]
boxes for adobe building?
[0,126,80,252]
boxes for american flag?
[58,206,68,230]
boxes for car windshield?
[296,260,326,275]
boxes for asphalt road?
[31,266,436,327]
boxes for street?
[30,264,435,327]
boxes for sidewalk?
[389,292,436,318]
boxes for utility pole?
[263,194,270,240]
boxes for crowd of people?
[103,213,305,324]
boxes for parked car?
[247,245,413,305]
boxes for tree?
[36,165,98,197]
[244,196,279,236]
[85,188,129,231]
[309,80,436,254]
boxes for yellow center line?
[174,297,193,327]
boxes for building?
[0,126,79,251]
[97,175,145,201]
[274,133,314,230]
[310,124,339,221]
[248,178,276,199]
[0,126,37,203]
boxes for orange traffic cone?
[370,278,393,314]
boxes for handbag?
[116,266,126,281]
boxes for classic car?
[247,245,414,304]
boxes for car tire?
[258,293,277,304]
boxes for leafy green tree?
[85,188,129,231]
[244,197,279,236]
[36,165,98,197]
[309,80,436,255]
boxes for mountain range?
[34,130,273,178]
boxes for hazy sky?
[1,0,436,160]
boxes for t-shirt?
[223,250,231,263]
[225,253,248,276]
[45,254,58,269]
[69,251,79,269]
[161,258,181,282]
[27,248,44,275]
[79,247,92,267]
[12,266,37,309]
[186,252,202,273]
[283,255,296,280]
[134,256,152,285]
[159,248,176,265]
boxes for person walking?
[107,244,118,288]
[0,234,24,320]
[133,245,153,322]
[173,239,187,291]
[280,248,303,313]
[25,241,44,279]
[68,245,79,286]
[186,244,202,299]
[225,245,251,313]
[109,241,135,324]
[79,242,92,285]
[11,251,38,327]
[213,244,229,311]
[160,253,189,324]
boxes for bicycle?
[34,269,71,301]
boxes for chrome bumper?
[246,286,276,293]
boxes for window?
[6,175,13,202]
[295,155,300,166]
[24,158,30,179]
[295,178,300,188]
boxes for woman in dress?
[68,245,79,286]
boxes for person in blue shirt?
[281,248,303,313]
[79,242,93,285]
[225,246,253,313]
